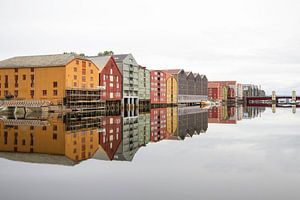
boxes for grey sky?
[0,0,299,95]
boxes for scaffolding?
[64,88,105,112]
[63,111,103,131]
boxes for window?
[88,62,91,67]
[74,75,77,80]
[53,81,58,88]
[76,60,79,65]
[53,125,58,131]
[53,90,58,96]
[73,82,77,87]
[90,77,93,81]
[15,68,18,73]
[110,92,113,98]
[30,90,34,98]
[23,75,26,80]
[74,67,77,72]
[14,90,18,97]
[90,69,93,74]
[53,133,57,140]
[42,90,47,96]
[31,68,34,72]
[110,83,114,87]
[82,76,86,82]
[110,75,113,82]
[42,126,47,131]
[90,83,94,88]
[116,76,119,82]
[31,75,34,81]
[110,68,113,74]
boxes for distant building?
[150,70,167,104]
[208,81,237,101]
[163,69,208,104]
[113,54,139,108]
[243,84,265,97]
[0,54,100,106]
[208,82,228,102]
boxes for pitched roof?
[163,69,182,74]
[88,56,111,71]
[0,54,83,68]
[112,54,130,62]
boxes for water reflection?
[208,105,266,124]
[0,106,266,165]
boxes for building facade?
[138,65,150,104]
[113,54,139,108]
[88,56,122,109]
[0,54,100,107]
[208,81,237,101]
[150,70,167,104]
[165,73,178,105]
[208,82,228,102]
[163,69,207,104]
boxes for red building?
[208,81,237,101]
[98,116,122,160]
[150,108,167,142]
[89,56,122,102]
[150,70,167,104]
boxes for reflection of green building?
[138,113,150,146]
[114,116,140,161]
[221,105,229,120]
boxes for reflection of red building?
[150,70,167,104]
[99,116,122,160]
[208,106,237,124]
[150,108,167,142]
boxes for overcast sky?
[0,0,299,95]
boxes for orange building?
[0,54,99,105]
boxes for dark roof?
[112,54,130,62]
[0,54,84,68]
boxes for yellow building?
[165,73,178,104]
[0,54,99,105]
[0,117,99,163]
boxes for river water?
[0,106,299,200]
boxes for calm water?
[0,106,299,200]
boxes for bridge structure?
[245,96,300,107]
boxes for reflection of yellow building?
[166,73,178,104]
[0,54,99,105]
[166,107,178,136]
[0,117,99,162]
